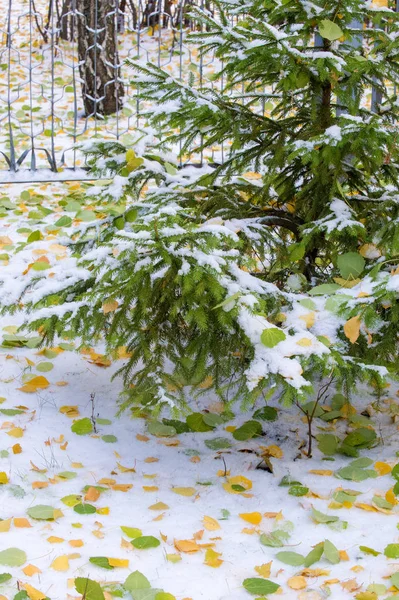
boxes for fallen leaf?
[203,516,221,531]
[344,315,361,344]
[255,562,272,578]
[239,512,262,525]
[22,583,47,600]
[108,558,129,568]
[172,487,196,497]
[204,548,223,567]
[23,564,42,577]
[14,518,32,528]
[51,555,70,571]
[288,576,307,590]
[174,540,200,553]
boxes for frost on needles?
[2,0,399,412]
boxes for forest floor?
[0,181,399,600]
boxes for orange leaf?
[14,518,32,528]
[84,487,100,502]
[174,539,200,553]
[23,564,42,577]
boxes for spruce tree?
[4,0,399,413]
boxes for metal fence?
[0,0,219,181]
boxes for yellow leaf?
[374,461,392,476]
[354,503,377,512]
[53,509,64,520]
[47,536,65,544]
[203,516,221,531]
[172,487,196,497]
[255,562,272,578]
[117,462,136,473]
[22,583,47,600]
[297,338,312,347]
[149,502,169,511]
[51,555,70,571]
[108,558,129,568]
[239,512,262,525]
[243,171,262,180]
[144,457,159,463]
[204,548,223,568]
[339,550,349,561]
[69,539,83,547]
[7,427,24,438]
[223,475,252,494]
[23,564,41,577]
[0,518,11,532]
[59,406,80,418]
[111,484,132,492]
[166,553,181,563]
[136,434,149,442]
[143,486,159,492]
[19,376,50,393]
[14,518,32,528]
[359,243,381,258]
[300,568,330,577]
[12,443,22,454]
[309,470,333,476]
[343,315,361,344]
[261,445,283,459]
[103,299,119,314]
[97,507,110,515]
[354,593,378,600]
[386,489,398,505]
[299,312,315,328]
[0,472,8,484]
[288,576,307,590]
[174,539,200,553]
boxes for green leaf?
[253,406,278,421]
[186,413,214,432]
[27,505,55,520]
[304,542,324,567]
[36,362,54,372]
[202,414,224,427]
[0,409,24,416]
[311,508,339,524]
[288,485,309,496]
[71,418,93,435]
[342,428,376,448]
[147,422,176,437]
[102,435,117,443]
[61,494,82,507]
[372,495,393,510]
[0,573,12,583]
[242,578,280,595]
[54,216,72,227]
[124,570,151,591]
[391,573,399,588]
[309,283,340,296]
[162,419,190,434]
[89,557,114,570]
[131,536,160,550]
[75,577,105,600]
[121,526,143,539]
[205,437,232,450]
[385,544,399,559]
[58,471,77,480]
[337,252,365,279]
[0,548,26,567]
[275,551,305,566]
[260,328,286,348]
[27,230,42,243]
[232,420,262,441]
[125,208,139,222]
[359,545,380,556]
[391,463,399,480]
[259,531,289,547]
[324,539,340,564]
[319,19,344,41]
[74,503,96,515]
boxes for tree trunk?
[76,0,124,116]
[59,0,74,42]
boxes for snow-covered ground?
[0,183,398,600]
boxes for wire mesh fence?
[0,0,225,181]
[0,1,393,181]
